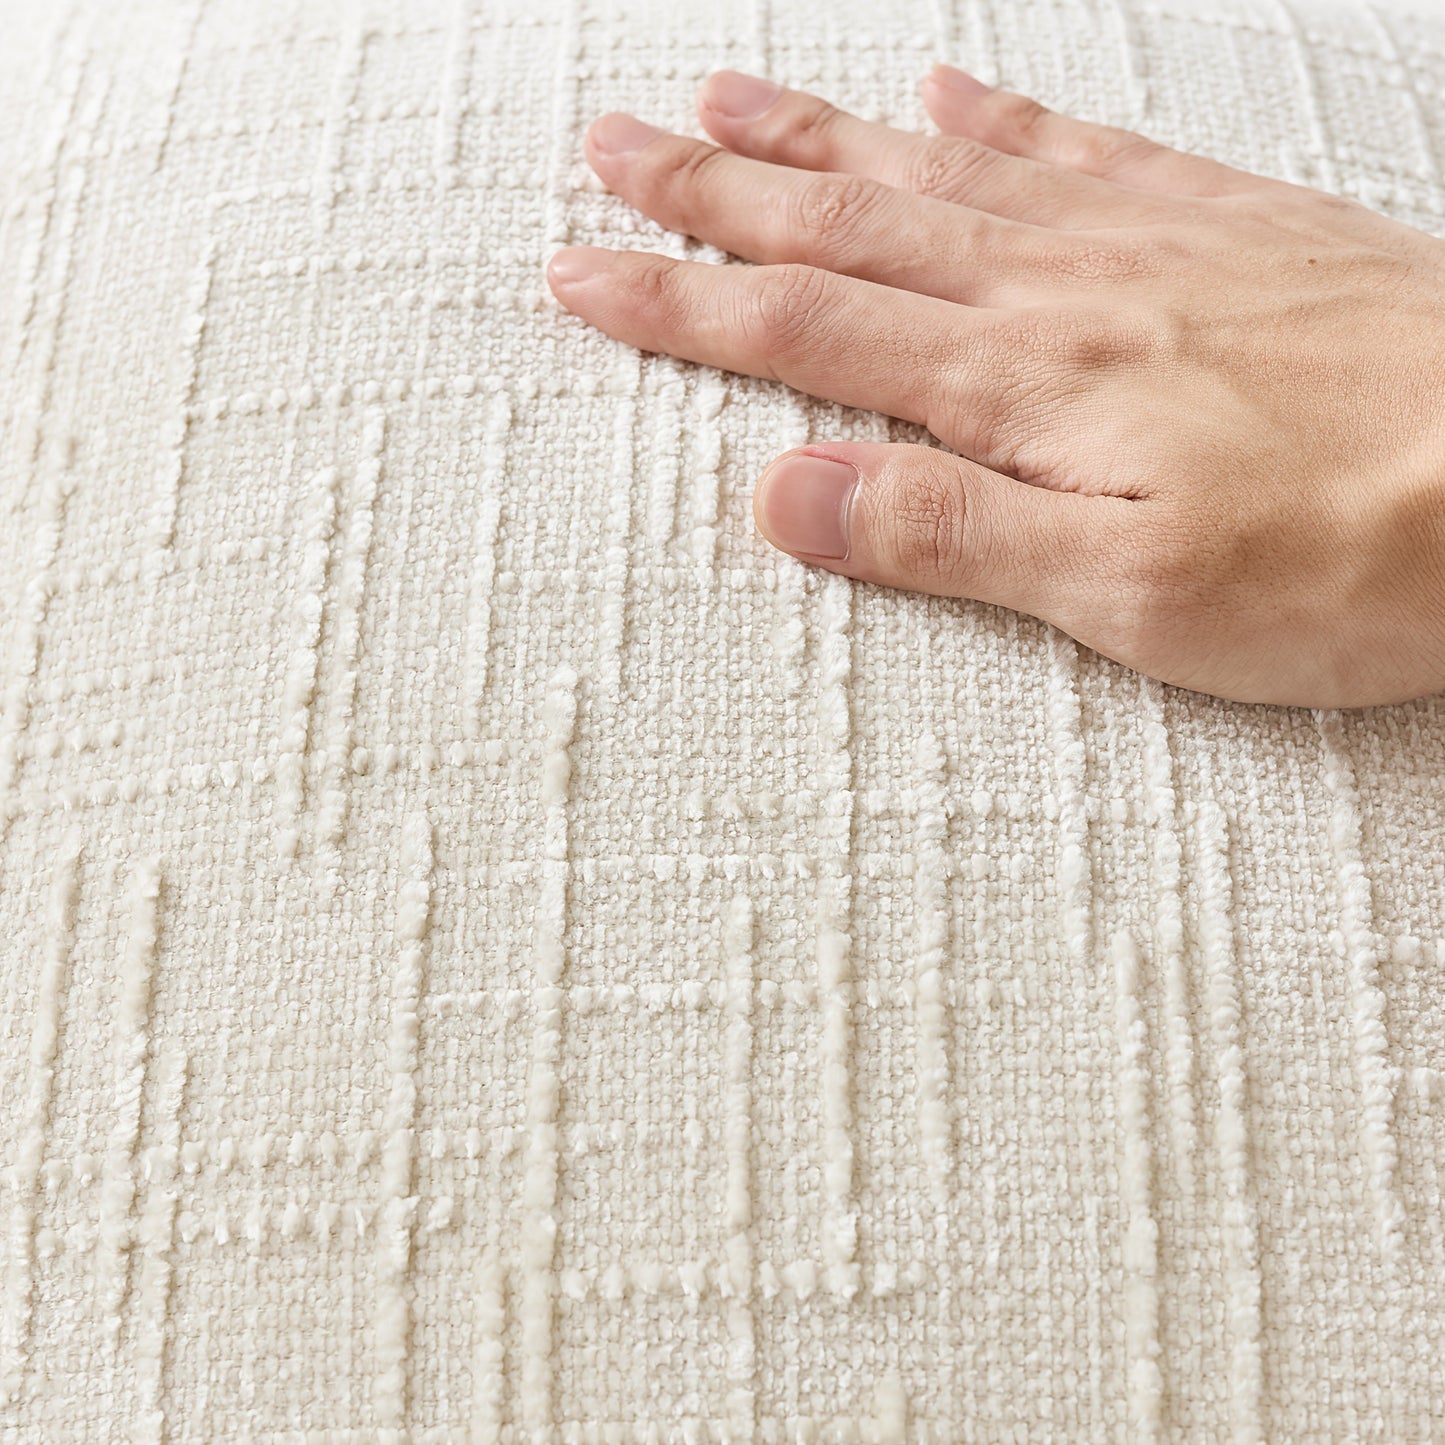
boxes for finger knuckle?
[789,95,842,150]
[1286,187,1378,233]
[906,138,999,198]
[1002,305,1157,373]
[1078,125,1157,173]
[629,254,687,326]
[744,263,831,358]
[1087,310,1164,369]
[993,92,1053,146]
[891,466,969,583]
[988,307,1079,368]
[791,172,877,260]
[1048,233,1173,285]
[1212,188,1289,226]
[662,140,729,195]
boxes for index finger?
[544,246,1032,468]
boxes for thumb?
[752,441,1140,630]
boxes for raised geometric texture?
[1,0,1444,1439]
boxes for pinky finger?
[922,65,1271,199]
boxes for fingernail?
[589,112,664,156]
[927,63,992,97]
[756,455,857,560]
[547,246,610,288]
[703,70,783,120]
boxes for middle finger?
[584,112,1072,308]
[696,71,1178,231]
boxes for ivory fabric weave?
[2,0,1444,1439]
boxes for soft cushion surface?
[2,0,1444,1439]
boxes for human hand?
[545,66,1445,707]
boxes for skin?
[545,66,1445,708]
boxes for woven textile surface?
[2,0,1445,1439]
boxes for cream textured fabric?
[2,0,1444,1439]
